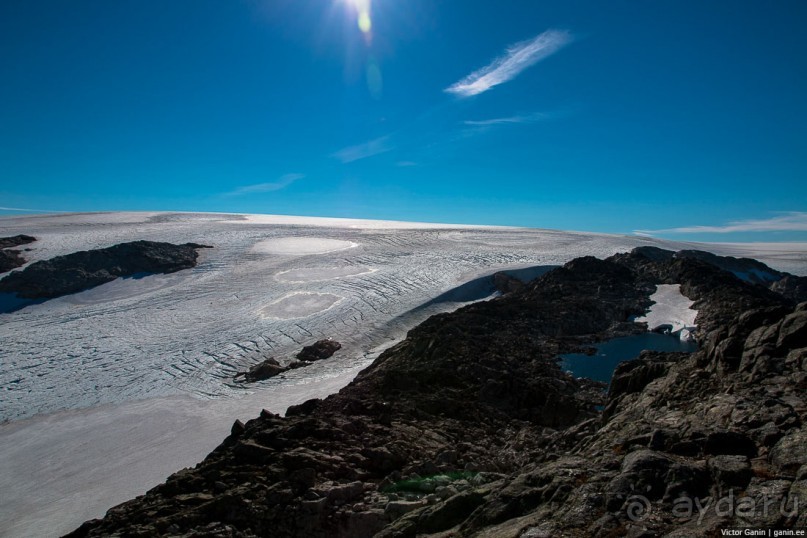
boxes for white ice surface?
[635,284,698,337]
[0,212,805,537]
[250,237,357,255]
[260,292,343,319]
[0,360,373,538]
[275,266,376,283]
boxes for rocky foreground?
[0,240,211,299]
[68,247,807,537]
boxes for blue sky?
[1,0,806,241]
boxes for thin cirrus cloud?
[636,212,807,235]
[463,112,548,127]
[227,173,305,196]
[332,136,393,163]
[445,29,573,97]
[0,206,62,213]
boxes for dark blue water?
[560,333,697,384]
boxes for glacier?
[0,211,805,537]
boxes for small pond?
[559,332,697,385]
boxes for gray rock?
[609,354,670,399]
[770,428,807,475]
[324,481,364,504]
[787,479,807,515]
[606,450,673,507]
[737,479,792,527]
[777,311,807,351]
[384,500,425,520]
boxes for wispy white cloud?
[636,212,807,235]
[463,112,548,127]
[0,206,62,213]
[396,160,418,167]
[332,136,393,163]
[445,29,573,97]
[227,173,304,196]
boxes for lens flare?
[339,0,382,98]
[366,60,383,99]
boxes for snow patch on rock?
[635,284,698,341]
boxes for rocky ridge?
[67,247,807,537]
[0,240,211,299]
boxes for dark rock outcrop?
[0,234,36,273]
[675,249,784,284]
[235,341,343,383]
[0,240,211,299]
[0,234,36,250]
[297,339,342,362]
[235,357,287,382]
[0,250,26,274]
[620,245,807,304]
[67,248,807,537]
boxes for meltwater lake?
[560,332,698,385]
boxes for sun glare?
[343,0,373,39]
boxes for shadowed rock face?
[67,248,807,538]
[0,234,36,273]
[0,240,211,299]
